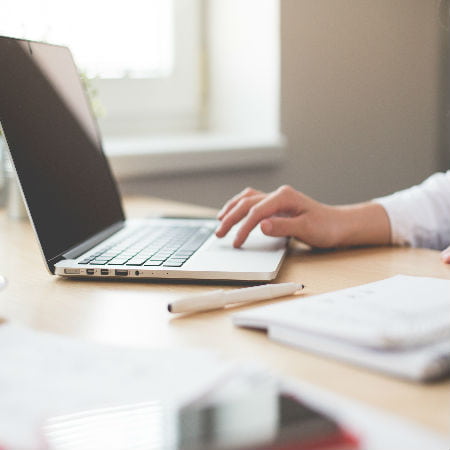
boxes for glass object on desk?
[1,137,27,220]
[0,275,6,291]
[42,370,359,450]
[42,394,357,450]
[0,135,6,207]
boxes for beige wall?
[120,0,449,207]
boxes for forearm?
[334,202,391,247]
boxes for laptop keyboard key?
[107,258,130,265]
[163,261,185,267]
[126,258,148,266]
[78,258,93,264]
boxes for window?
[0,0,202,136]
[1,0,283,178]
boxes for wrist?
[334,202,391,247]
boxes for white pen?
[168,282,304,314]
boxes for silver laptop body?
[0,36,287,281]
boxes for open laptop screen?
[0,37,124,269]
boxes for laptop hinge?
[61,221,125,261]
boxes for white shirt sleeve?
[373,171,450,250]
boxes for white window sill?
[104,133,286,179]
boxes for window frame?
[104,0,285,180]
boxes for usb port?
[86,269,95,275]
[100,269,109,276]
[115,269,128,276]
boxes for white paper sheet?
[0,324,234,449]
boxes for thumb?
[260,217,301,238]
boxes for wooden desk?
[0,197,449,435]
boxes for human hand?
[441,246,450,264]
[215,185,344,248]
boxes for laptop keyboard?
[78,224,214,268]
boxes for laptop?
[0,36,287,282]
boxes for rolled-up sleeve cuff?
[373,195,413,247]
[372,171,450,250]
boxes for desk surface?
[0,197,449,435]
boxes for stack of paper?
[233,275,450,382]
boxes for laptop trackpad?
[187,226,287,273]
[210,226,286,252]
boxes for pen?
[168,282,304,314]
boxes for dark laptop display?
[0,37,124,271]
